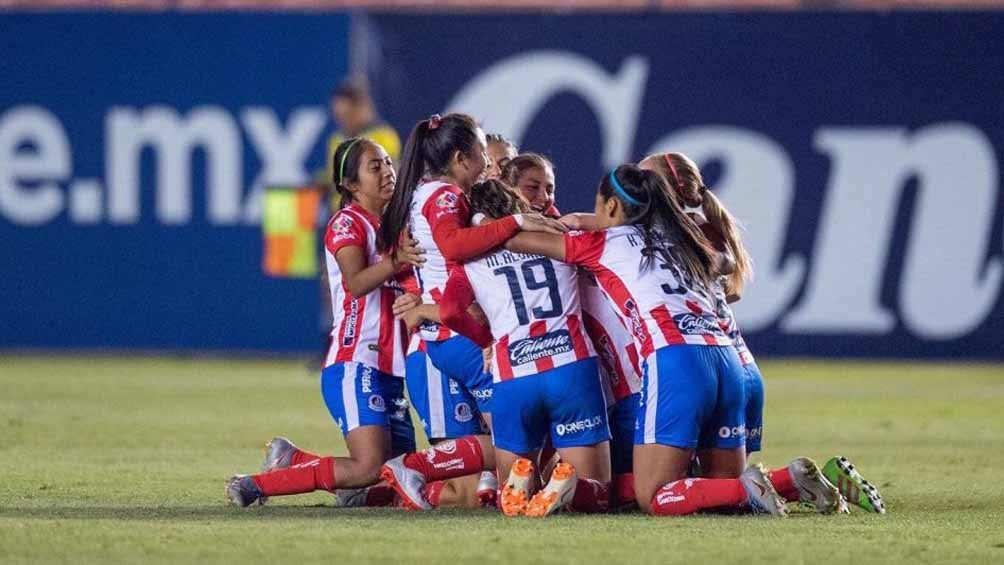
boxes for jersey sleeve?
[423,185,520,262]
[439,267,494,348]
[563,230,607,268]
[324,211,367,256]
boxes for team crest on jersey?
[330,214,356,243]
[674,313,727,336]
[508,330,573,366]
[435,191,459,211]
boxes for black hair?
[331,75,370,104]
[378,113,482,252]
[468,179,531,219]
[331,137,376,208]
[599,164,717,287]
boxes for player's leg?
[608,393,639,511]
[491,371,548,516]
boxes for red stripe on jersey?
[377,290,395,374]
[583,311,631,401]
[592,266,656,358]
[702,334,717,345]
[428,287,452,341]
[496,335,514,380]
[335,295,367,363]
[626,341,642,380]
[530,321,555,373]
[650,304,686,346]
[566,314,591,361]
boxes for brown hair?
[646,152,753,295]
[468,179,531,218]
[502,152,553,187]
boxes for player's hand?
[520,214,568,235]
[400,308,426,333]
[392,293,421,317]
[393,238,426,269]
[482,345,494,374]
[559,213,598,231]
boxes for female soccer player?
[641,152,883,514]
[504,153,560,216]
[485,133,518,180]
[375,113,566,510]
[433,179,612,516]
[502,163,794,516]
[225,138,424,507]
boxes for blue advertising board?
[0,13,349,351]
[363,11,1004,359]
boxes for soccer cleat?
[500,458,535,517]
[477,470,499,508]
[225,474,264,508]
[525,462,578,517]
[379,455,432,511]
[331,488,369,508]
[258,436,298,505]
[823,456,886,514]
[787,457,848,514]
[740,463,788,517]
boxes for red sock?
[424,481,446,508]
[363,484,397,507]
[571,478,609,513]
[290,448,321,467]
[650,478,746,516]
[251,457,336,496]
[611,473,636,509]
[402,437,484,481]
[768,467,799,502]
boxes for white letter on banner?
[446,51,648,169]
[241,107,327,224]
[0,106,69,225]
[107,106,241,225]
[647,127,804,331]
[785,124,1001,338]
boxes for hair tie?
[428,114,442,130]
[663,153,684,192]
[609,169,642,207]
[337,138,362,185]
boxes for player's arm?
[504,232,567,262]
[559,213,601,231]
[335,238,424,298]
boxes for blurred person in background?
[484,133,517,180]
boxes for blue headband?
[609,170,642,207]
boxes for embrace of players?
[226,113,887,518]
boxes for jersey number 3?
[493,258,563,325]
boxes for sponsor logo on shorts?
[508,330,572,366]
[471,388,493,401]
[360,365,374,393]
[448,379,460,396]
[673,313,726,336]
[718,425,746,439]
[555,415,604,437]
[747,426,762,440]
[454,402,473,423]
[368,394,386,412]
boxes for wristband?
[471,213,487,226]
[513,214,524,227]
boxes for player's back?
[408,180,462,341]
[460,249,594,381]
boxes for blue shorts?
[635,345,746,450]
[320,362,416,455]
[609,393,639,475]
[491,357,610,454]
[425,336,494,413]
[744,361,765,453]
[405,349,486,441]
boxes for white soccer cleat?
[740,463,788,517]
[225,474,264,508]
[257,436,298,505]
[500,458,535,517]
[477,470,499,508]
[379,455,432,511]
[788,457,848,514]
[525,462,578,517]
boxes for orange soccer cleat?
[525,462,577,517]
[500,458,535,517]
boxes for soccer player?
[640,152,884,514]
[225,138,425,508]
[501,164,794,516]
[484,133,517,180]
[375,113,566,510]
[504,153,560,217]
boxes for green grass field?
[1,356,1003,564]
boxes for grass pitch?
[1,356,1003,564]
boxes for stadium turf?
[1,356,1002,564]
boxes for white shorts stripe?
[643,354,658,444]
[343,362,360,431]
[426,355,446,439]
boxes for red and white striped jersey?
[713,280,755,366]
[452,250,594,382]
[324,203,408,376]
[409,180,464,342]
[579,271,643,404]
[564,226,733,359]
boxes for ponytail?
[600,165,717,288]
[701,190,753,295]
[378,113,481,253]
